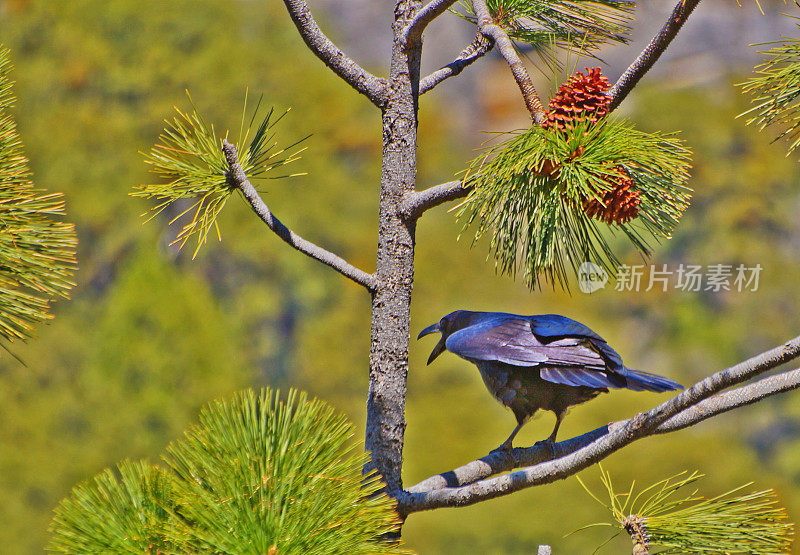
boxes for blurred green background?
[1,0,800,552]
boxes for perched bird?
[418,310,682,451]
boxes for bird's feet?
[533,438,556,459]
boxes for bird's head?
[417,310,483,365]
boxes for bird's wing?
[529,314,624,370]
[536,337,627,389]
[445,317,549,366]
[446,314,629,389]
[528,314,606,342]
[539,367,626,389]
[445,316,611,369]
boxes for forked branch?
[420,34,494,94]
[472,0,545,123]
[282,0,388,107]
[396,334,800,513]
[608,0,702,111]
[223,140,377,291]
[404,0,461,43]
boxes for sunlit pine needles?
[455,0,634,61]
[47,461,175,554]
[0,47,77,345]
[135,93,307,258]
[574,466,794,554]
[740,21,800,155]
[49,388,410,554]
[456,119,691,289]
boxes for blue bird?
[418,310,682,451]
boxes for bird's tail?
[617,367,683,392]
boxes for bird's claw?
[534,438,556,458]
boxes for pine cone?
[544,68,611,132]
[582,169,641,225]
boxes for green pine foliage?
[740,19,800,155]
[48,461,174,553]
[576,467,794,554]
[456,0,634,55]
[0,47,76,343]
[135,94,306,258]
[457,119,691,288]
[48,389,409,554]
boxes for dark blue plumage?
[418,310,682,450]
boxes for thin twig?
[472,0,545,123]
[400,180,472,220]
[404,0,461,43]
[608,0,702,112]
[222,140,377,291]
[396,334,800,513]
[282,0,388,107]
[420,34,494,94]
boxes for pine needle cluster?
[48,388,409,554]
[740,21,800,155]
[576,467,794,554]
[456,0,634,55]
[457,117,691,288]
[0,47,76,344]
[135,94,306,258]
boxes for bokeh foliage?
[49,389,407,554]
[1,1,800,554]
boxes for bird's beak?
[418,322,446,365]
[417,322,440,340]
[426,338,446,365]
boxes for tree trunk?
[365,0,422,509]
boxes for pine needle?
[575,466,795,554]
[0,46,77,346]
[454,0,634,58]
[740,17,800,155]
[456,118,692,289]
[134,92,307,257]
[48,388,410,554]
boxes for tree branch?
[405,367,800,496]
[222,140,377,292]
[400,180,472,220]
[608,0,702,112]
[404,0,460,43]
[658,367,800,433]
[396,334,800,513]
[282,0,388,107]
[472,0,545,123]
[420,34,494,95]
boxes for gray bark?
[364,0,423,497]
